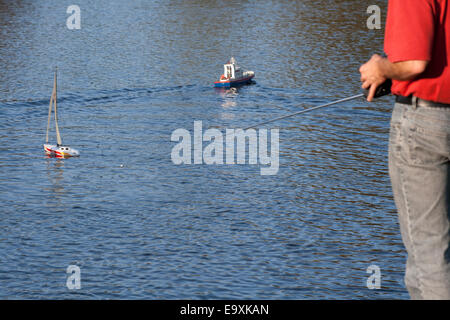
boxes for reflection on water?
[217,87,238,109]
[217,87,238,121]
[44,159,65,207]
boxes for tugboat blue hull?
[214,75,254,88]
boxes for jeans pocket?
[389,116,421,166]
[409,126,449,166]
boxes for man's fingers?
[367,84,378,102]
[361,80,370,89]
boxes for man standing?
[360,0,450,299]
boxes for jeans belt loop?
[412,96,418,110]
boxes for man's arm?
[359,54,429,101]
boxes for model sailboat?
[43,69,80,158]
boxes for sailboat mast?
[53,68,63,146]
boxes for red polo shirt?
[384,0,450,103]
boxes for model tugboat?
[214,57,255,88]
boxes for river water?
[0,0,408,299]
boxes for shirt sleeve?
[384,0,435,63]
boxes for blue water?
[0,0,408,299]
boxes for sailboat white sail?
[43,69,79,158]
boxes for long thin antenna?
[243,94,364,130]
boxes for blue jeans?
[389,99,450,299]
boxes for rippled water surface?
[0,0,408,299]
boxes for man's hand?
[360,54,387,102]
[360,55,428,102]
